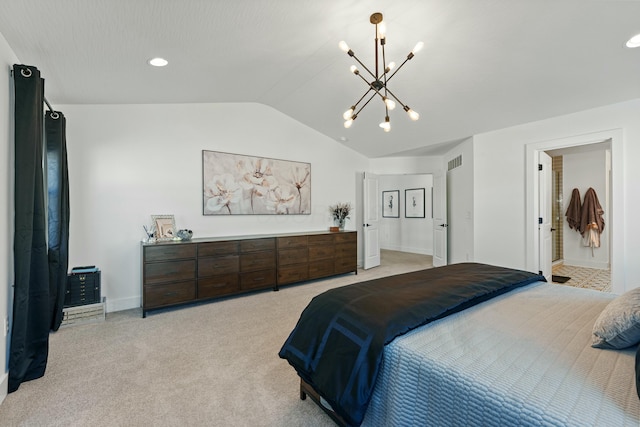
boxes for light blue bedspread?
[363,282,640,427]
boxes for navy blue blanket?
[278,263,545,426]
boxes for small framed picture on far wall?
[382,190,400,218]
[405,188,425,218]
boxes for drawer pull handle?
[253,277,264,282]
[164,292,178,297]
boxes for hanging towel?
[580,187,605,253]
[565,188,582,231]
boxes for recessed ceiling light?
[148,57,168,67]
[625,34,640,48]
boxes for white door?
[538,152,552,280]
[363,172,381,269]
[432,170,448,266]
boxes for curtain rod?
[43,97,54,112]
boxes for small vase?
[335,218,345,230]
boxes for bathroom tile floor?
[551,264,611,292]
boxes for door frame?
[525,129,624,293]
[538,151,552,281]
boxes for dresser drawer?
[277,236,308,249]
[240,238,275,253]
[308,259,334,279]
[309,245,334,261]
[278,248,308,266]
[334,232,356,244]
[308,234,334,245]
[144,280,196,309]
[240,269,276,290]
[144,244,196,262]
[335,243,356,258]
[198,274,239,298]
[335,257,357,274]
[198,255,239,277]
[144,260,196,285]
[198,241,238,257]
[240,251,275,272]
[278,264,308,285]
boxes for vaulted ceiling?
[1,1,639,158]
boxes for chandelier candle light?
[340,12,423,132]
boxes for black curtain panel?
[9,64,51,393]
[46,111,70,331]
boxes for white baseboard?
[0,371,7,405]
[563,259,610,270]
[381,245,433,256]
[105,296,140,313]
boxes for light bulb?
[377,22,387,39]
[344,118,354,129]
[379,117,391,132]
[343,107,355,120]
[350,65,359,75]
[383,97,396,110]
[407,108,420,121]
[384,61,396,73]
[412,41,424,54]
[339,41,350,52]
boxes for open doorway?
[378,173,434,266]
[545,142,611,292]
[525,129,623,294]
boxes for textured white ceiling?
[1,0,639,158]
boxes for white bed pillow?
[592,287,640,349]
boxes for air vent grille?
[448,155,462,171]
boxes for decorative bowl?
[177,229,193,241]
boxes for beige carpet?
[0,250,432,427]
[552,264,611,292]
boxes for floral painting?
[202,150,311,215]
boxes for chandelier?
[339,12,423,132]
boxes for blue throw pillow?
[592,288,640,349]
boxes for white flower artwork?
[202,150,311,215]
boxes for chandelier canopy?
[339,12,423,132]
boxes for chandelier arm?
[350,52,378,80]
[353,91,378,117]
[354,88,373,108]
[385,56,412,84]
[380,40,387,83]
[355,71,375,88]
[383,87,408,110]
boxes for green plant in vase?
[329,202,351,230]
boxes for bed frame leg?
[299,378,348,426]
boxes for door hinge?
[538,217,543,224]
[538,164,543,171]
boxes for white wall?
[369,156,443,175]
[472,99,640,293]
[0,31,18,405]
[378,174,433,255]
[59,103,369,312]
[562,149,609,269]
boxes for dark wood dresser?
[141,231,357,317]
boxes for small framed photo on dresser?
[151,214,176,241]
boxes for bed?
[279,263,640,426]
